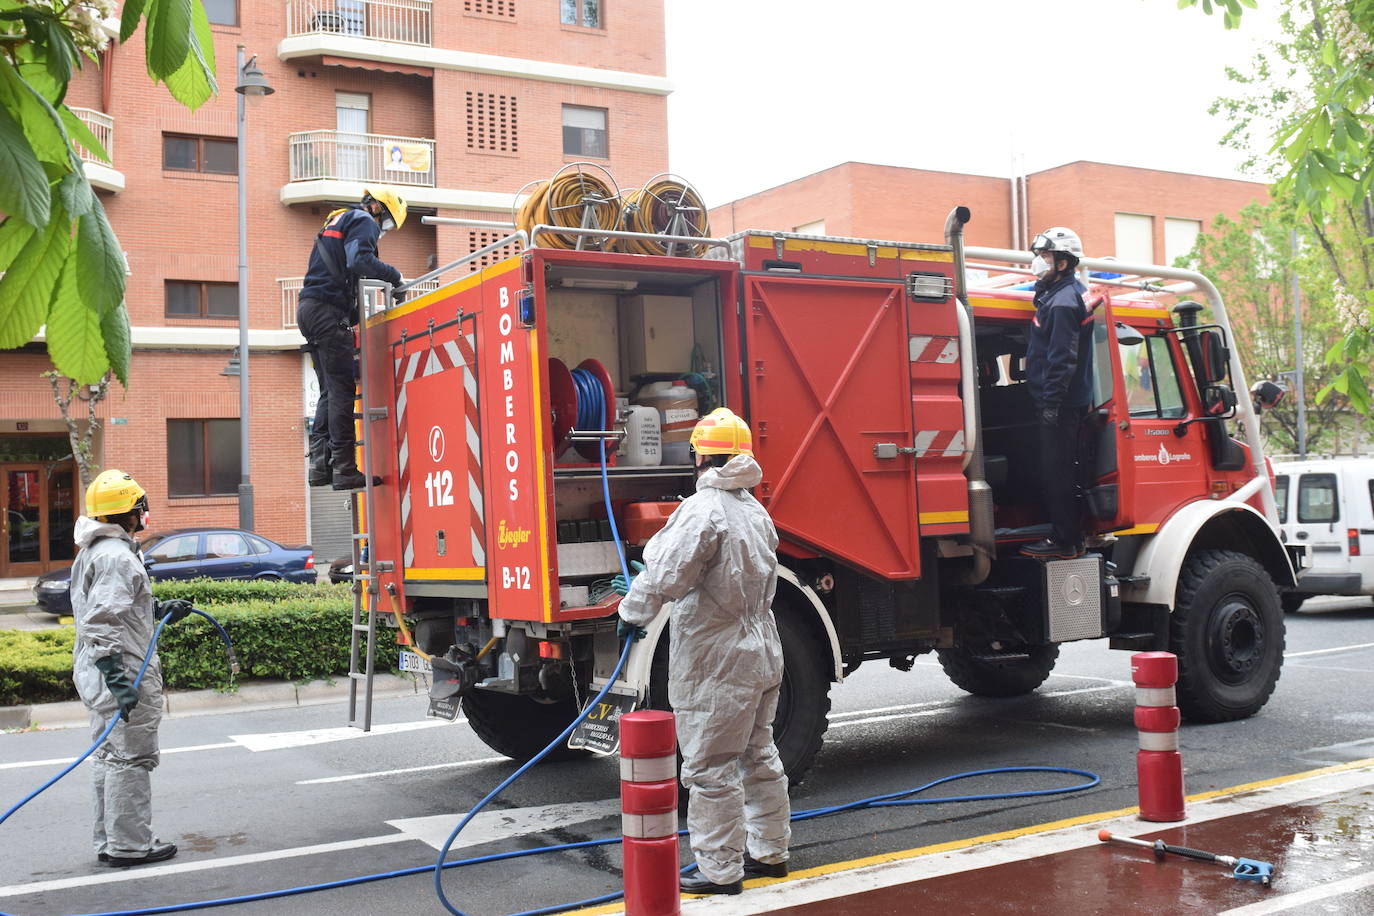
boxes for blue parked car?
[33,527,316,615]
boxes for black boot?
[330,445,367,491]
[308,433,331,487]
[679,871,743,896]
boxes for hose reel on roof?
[513,162,621,250]
[614,173,710,257]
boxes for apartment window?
[166,281,238,319]
[204,0,239,26]
[562,105,607,158]
[167,420,241,497]
[1164,217,1202,267]
[1114,212,1154,264]
[163,134,236,174]
[467,92,518,153]
[561,0,601,27]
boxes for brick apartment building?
[0,0,670,576]
[709,160,1268,271]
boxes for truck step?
[1109,632,1157,650]
[1116,575,1151,587]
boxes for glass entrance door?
[2,466,44,576]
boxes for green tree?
[1205,0,1374,415]
[1191,199,1352,453]
[0,0,216,385]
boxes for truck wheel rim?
[1208,596,1264,685]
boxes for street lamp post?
[235,46,274,531]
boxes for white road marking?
[828,685,1122,730]
[228,719,452,752]
[0,833,414,899]
[388,798,621,851]
[0,742,238,771]
[1300,736,1374,755]
[1216,872,1374,914]
[1285,641,1374,658]
[1286,663,1374,674]
[297,756,509,785]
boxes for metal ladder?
[346,280,389,732]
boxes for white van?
[1272,458,1374,611]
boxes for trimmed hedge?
[0,579,401,707]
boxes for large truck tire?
[937,643,1060,697]
[1170,548,1285,722]
[461,689,590,763]
[648,606,832,786]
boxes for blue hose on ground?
[0,608,236,831]
[1,442,1101,916]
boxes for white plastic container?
[619,404,662,466]
[636,382,697,466]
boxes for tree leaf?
[0,196,70,348]
[76,203,126,317]
[0,59,72,165]
[44,244,108,385]
[0,101,50,228]
[120,0,149,43]
[146,0,194,82]
[59,105,108,163]
[100,301,131,386]
[0,215,37,271]
[58,170,93,217]
[160,0,217,110]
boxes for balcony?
[70,107,124,193]
[279,276,442,328]
[285,0,432,46]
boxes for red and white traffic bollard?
[620,710,680,916]
[1132,651,1185,822]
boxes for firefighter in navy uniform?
[1021,226,1095,560]
[300,186,408,490]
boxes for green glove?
[93,655,138,721]
[616,618,647,642]
[611,560,646,596]
[156,598,194,624]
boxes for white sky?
[664,0,1286,207]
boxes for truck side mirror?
[1200,329,1229,384]
[1203,384,1238,417]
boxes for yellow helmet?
[689,408,753,457]
[85,470,147,519]
[363,185,408,231]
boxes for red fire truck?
[342,207,1300,783]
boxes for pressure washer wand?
[1098,829,1273,885]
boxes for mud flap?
[566,684,639,756]
[427,655,467,721]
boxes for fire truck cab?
[344,209,1299,782]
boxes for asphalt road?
[2,596,1371,916]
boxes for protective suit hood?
[696,454,763,492]
[74,515,133,549]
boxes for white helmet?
[1030,226,1084,261]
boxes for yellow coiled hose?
[513,166,620,249]
[615,175,710,257]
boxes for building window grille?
[562,105,607,158]
[167,420,241,498]
[560,0,600,28]
[466,92,518,153]
[163,134,236,174]
[465,0,516,17]
[166,281,238,319]
[466,231,521,271]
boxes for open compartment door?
[743,275,922,579]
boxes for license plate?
[566,689,638,756]
[427,694,461,721]
[400,650,433,673]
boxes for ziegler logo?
[428,425,445,462]
[1134,443,1194,466]
[497,520,531,549]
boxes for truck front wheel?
[937,643,1060,697]
[1171,549,1285,722]
[461,689,590,763]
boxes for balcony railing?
[280,277,442,328]
[289,130,436,188]
[69,107,113,164]
[285,0,432,46]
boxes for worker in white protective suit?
[71,470,191,867]
[616,408,790,896]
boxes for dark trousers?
[1038,404,1088,548]
[298,298,356,451]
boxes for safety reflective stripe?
[908,335,959,363]
[909,429,965,458]
[1138,731,1180,752]
[620,755,676,783]
[622,811,677,840]
[1135,686,1177,708]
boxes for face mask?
[1031,254,1054,279]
